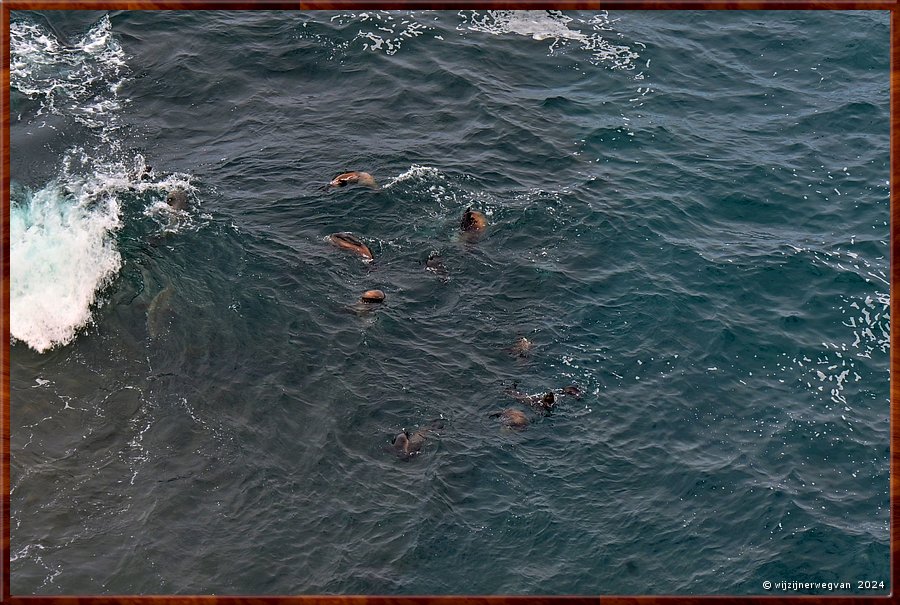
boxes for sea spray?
[10,182,122,352]
[11,15,127,125]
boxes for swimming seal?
[490,408,529,430]
[460,207,487,232]
[166,189,189,211]
[320,171,380,191]
[558,385,582,399]
[425,251,449,279]
[146,283,175,340]
[360,289,385,303]
[508,337,533,359]
[329,232,374,260]
[389,419,444,459]
[345,289,385,316]
[504,383,556,414]
[535,391,556,412]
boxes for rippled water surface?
[9,10,890,595]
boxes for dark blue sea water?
[8,9,890,595]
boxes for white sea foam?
[777,242,889,442]
[11,182,122,353]
[11,15,127,130]
[384,164,443,187]
[459,10,640,69]
[309,11,642,72]
[322,11,433,56]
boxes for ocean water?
[8,10,890,595]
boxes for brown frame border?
[1,1,896,603]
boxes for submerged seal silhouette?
[320,171,380,191]
[329,232,373,260]
[508,337,533,359]
[491,408,529,430]
[558,385,582,399]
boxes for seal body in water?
[558,385,583,399]
[329,232,373,260]
[345,289,386,316]
[504,384,556,414]
[460,207,487,232]
[320,171,380,191]
[389,419,444,459]
[146,284,175,341]
[425,251,449,279]
[490,408,529,430]
[360,289,385,303]
[166,189,189,211]
[508,336,533,359]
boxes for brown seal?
[360,289,385,303]
[320,171,380,191]
[166,189,189,211]
[504,383,556,414]
[558,385,583,399]
[460,207,487,232]
[329,232,373,260]
[389,419,444,459]
[535,391,556,412]
[490,408,529,430]
[508,337,533,358]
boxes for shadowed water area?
[9,10,889,595]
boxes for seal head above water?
[460,207,487,232]
[320,171,380,191]
[166,189,189,212]
[360,289,385,303]
[345,289,385,316]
